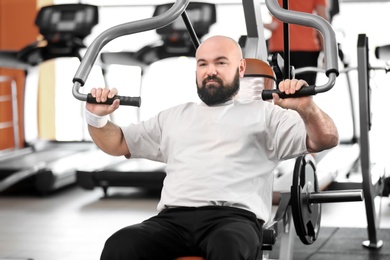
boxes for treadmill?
[0,4,100,194]
[76,2,216,196]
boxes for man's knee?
[101,225,150,259]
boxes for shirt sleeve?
[120,114,165,162]
[266,104,308,160]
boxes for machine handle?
[262,85,316,100]
[86,93,141,107]
[262,73,337,100]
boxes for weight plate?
[291,154,321,245]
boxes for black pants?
[270,51,321,85]
[100,206,265,260]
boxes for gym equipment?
[375,44,390,61]
[375,43,390,198]
[99,2,215,70]
[70,0,364,258]
[0,4,99,194]
[261,0,339,100]
[262,154,362,255]
[355,34,384,249]
[73,0,339,102]
[0,4,98,69]
[291,36,388,249]
[264,0,385,249]
[290,155,362,245]
[73,1,189,105]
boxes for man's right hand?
[86,87,120,116]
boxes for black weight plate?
[291,154,321,245]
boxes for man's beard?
[197,69,240,106]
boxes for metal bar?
[357,34,383,249]
[261,0,339,100]
[181,10,200,49]
[309,190,363,204]
[278,208,294,260]
[241,0,268,61]
[73,0,190,101]
[282,0,290,80]
[265,0,339,87]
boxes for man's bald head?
[195,36,246,105]
[196,35,244,63]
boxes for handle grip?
[262,85,316,100]
[87,93,141,107]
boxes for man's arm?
[297,100,338,153]
[273,79,339,153]
[85,87,131,158]
[315,3,330,22]
[88,121,130,158]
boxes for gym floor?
[0,182,389,260]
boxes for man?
[85,35,338,260]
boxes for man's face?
[195,36,245,106]
[196,68,240,106]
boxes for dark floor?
[269,227,390,260]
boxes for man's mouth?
[206,80,217,84]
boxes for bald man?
[86,35,338,260]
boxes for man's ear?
[239,58,246,77]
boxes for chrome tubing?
[72,0,190,104]
[263,0,339,99]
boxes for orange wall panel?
[0,0,37,150]
[0,0,38,50]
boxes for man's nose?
[206,65,217,77]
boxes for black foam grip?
[262,85,316,100]
[87,93,141,107]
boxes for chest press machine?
[71,0,365,259]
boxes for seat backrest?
[236,58,276,102]
[244,58,276,90]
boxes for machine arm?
[72,0,190,106]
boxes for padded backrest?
[35,4,98,41]
[244,58,276,90]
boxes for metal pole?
[282,0,290,80]
[357,34,383,249]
